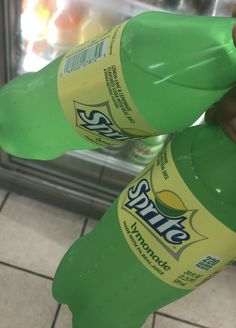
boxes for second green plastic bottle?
[53,123,236,328]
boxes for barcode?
[61,39,109,76]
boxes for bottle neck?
[172,124,236,231]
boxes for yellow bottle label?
[118,143,236,290]
[58,22,159,146]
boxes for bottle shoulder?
[172,124,236,232]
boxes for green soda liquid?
[0,12,236,159]
[53,124,236,328]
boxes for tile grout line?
[0,260,53,280]
[0,191,10,213]
[51,304,61,328]
[80,217,89,237]
[156,311,211,328]
[152,313,156,328]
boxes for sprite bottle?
[53,123,236,328]
[0,12,236,159]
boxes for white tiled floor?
[0,193,85,277]
[0,265,57,328]
[0,188,235,328]
[159,265,236,328]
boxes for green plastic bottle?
[0,12,236,160]
[53,123,236,328]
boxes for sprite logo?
[125,179,190,245]
[121,149,208,263]
[74,100,131,141]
